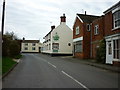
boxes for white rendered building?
[42,14,73,55]
[21,39,42,53]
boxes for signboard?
[53,32,59,41]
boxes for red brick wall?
[92,16,104,41]
[73,17,92,59]
[83,23,91,59]
[73,17,84,39]
[104,12,120,36]
[91,16,105,58]
[74,53,84,59]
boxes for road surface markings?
[61,71,89,90]
[47,62,57,68]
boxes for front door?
[106,41,113,64]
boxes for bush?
[96,39,106,64]
[2,32,21,58]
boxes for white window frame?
[87,24,90,31]
[74,41,82,53]
[32,47,36,50]
[113,10,120,29]
[75,26,80,35]
[94,25,99,35]
[24,47,28,50]
[113,39,120,60]
[24,43,28,46]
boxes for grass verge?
[13,54,22,59]
[2,57,17,75]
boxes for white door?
[106,41,113,64]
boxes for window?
[25,43,28,46]
[94,25,99,35]
[24,47,28,50]
[52,43,59,52]
[32,43,36,46]
[76,26,80,35]
[113,39,120,59]
[113,10,120,28]
[32,47,36,50]
[68,43,71,46]
[108,42,112,55]
[87,24,90,31]
[75,41,82,52]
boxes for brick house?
[91,16,105,59]
[104,1,120,65]
[73,13,100,59]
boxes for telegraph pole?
[1,0,6,37]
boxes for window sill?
[112,26,120,31]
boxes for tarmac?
[64,56,120,73]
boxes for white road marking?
[61,71,89,90]
[47,62,57,68]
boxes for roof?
[77,14,100,23]
[22,40,39,43]
[103,1,120,14]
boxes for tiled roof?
[103,1,120,14]
[77,14,100,23]
[22,40,39,43]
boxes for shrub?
[96,39,106,63]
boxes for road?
[3,53,119,89]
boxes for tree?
[2,32,21,57]
[96,39,106,63]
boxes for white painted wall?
[21,43,40,53]
[52,23,73,54]
[42,22,73,54]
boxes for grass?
[2,57,17,75]
[13,54,22,59]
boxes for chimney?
[23,37,25,41]
[60,13,66,24]
[85,11,86,15]
[51,25,55,30]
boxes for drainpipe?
[90,23,92,58]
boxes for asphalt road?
[3,53,119,89]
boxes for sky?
[0,0,119,42]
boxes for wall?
[91,16,105,58]
[104,12,120,36]
[21,43,39,53]
[51,23,73,54]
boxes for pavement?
[61,56,120,73]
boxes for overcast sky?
[0,0,118,42]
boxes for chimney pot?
[85,11,86,15]
[60,14,66,24]
[51,25,55,30]
[23,37,25,40]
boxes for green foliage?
[2,32,21,57]
[13,54,22,59]
[2,57,17,75]
[96,39,106,64]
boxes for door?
[106,41,113,64]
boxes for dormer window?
[76,26,80,35]
[113,10,120,29]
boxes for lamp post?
[1,0,6,37]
